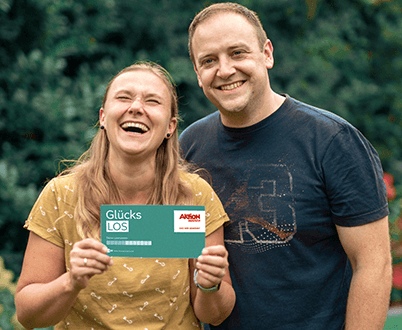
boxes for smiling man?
[189,5,282,128]
[179,3,392,330]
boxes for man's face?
[191,12,274,126]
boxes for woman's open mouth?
[121,122,149,134]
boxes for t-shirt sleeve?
[191,175,230,236]
[24,178,66,248]
[178,127,191,158]
[322,125,389,226]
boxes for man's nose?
[217,58,236,79]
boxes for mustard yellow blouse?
[24,171,229,329]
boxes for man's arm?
[337,216,392,330]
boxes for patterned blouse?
[24,171,229,329]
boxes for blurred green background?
[1,0,402,328]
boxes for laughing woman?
[15,62,235,329]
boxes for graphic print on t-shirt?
[222,164,296,254]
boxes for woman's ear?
[168,117,178,136]
[99,108,105,128]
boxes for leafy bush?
[0,0,401,325]
[0,257,24,329]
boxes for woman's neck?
[107,154,156,205]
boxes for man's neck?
[220,92,285,128]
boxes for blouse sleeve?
[190,174,230,236]
[24,177,72,248]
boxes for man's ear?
[193,64,203,88]
[263,39,274,69]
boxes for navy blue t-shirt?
[179,95,388,330]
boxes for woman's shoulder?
[180,170,207,186]
[179,170,198,182]
[179,170,215,196]
[48,172,77,189]
[38,173,78,205]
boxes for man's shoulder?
[289,96,351,130]
[179,111,221,160]
[180,111,220,139]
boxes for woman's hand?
[69,238,113,291]
[190,227,235,325]
[195,245,229,290]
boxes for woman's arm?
[15,232,113,329]
[190,226,236,325]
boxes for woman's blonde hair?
[62,61,193,239]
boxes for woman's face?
[99,69,177,162]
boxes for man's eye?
[147,99,160,104]
[202,58,214,66]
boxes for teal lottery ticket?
[101,205,205,258]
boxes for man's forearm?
[345,264,392,330]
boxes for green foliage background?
[1,0,402,326]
